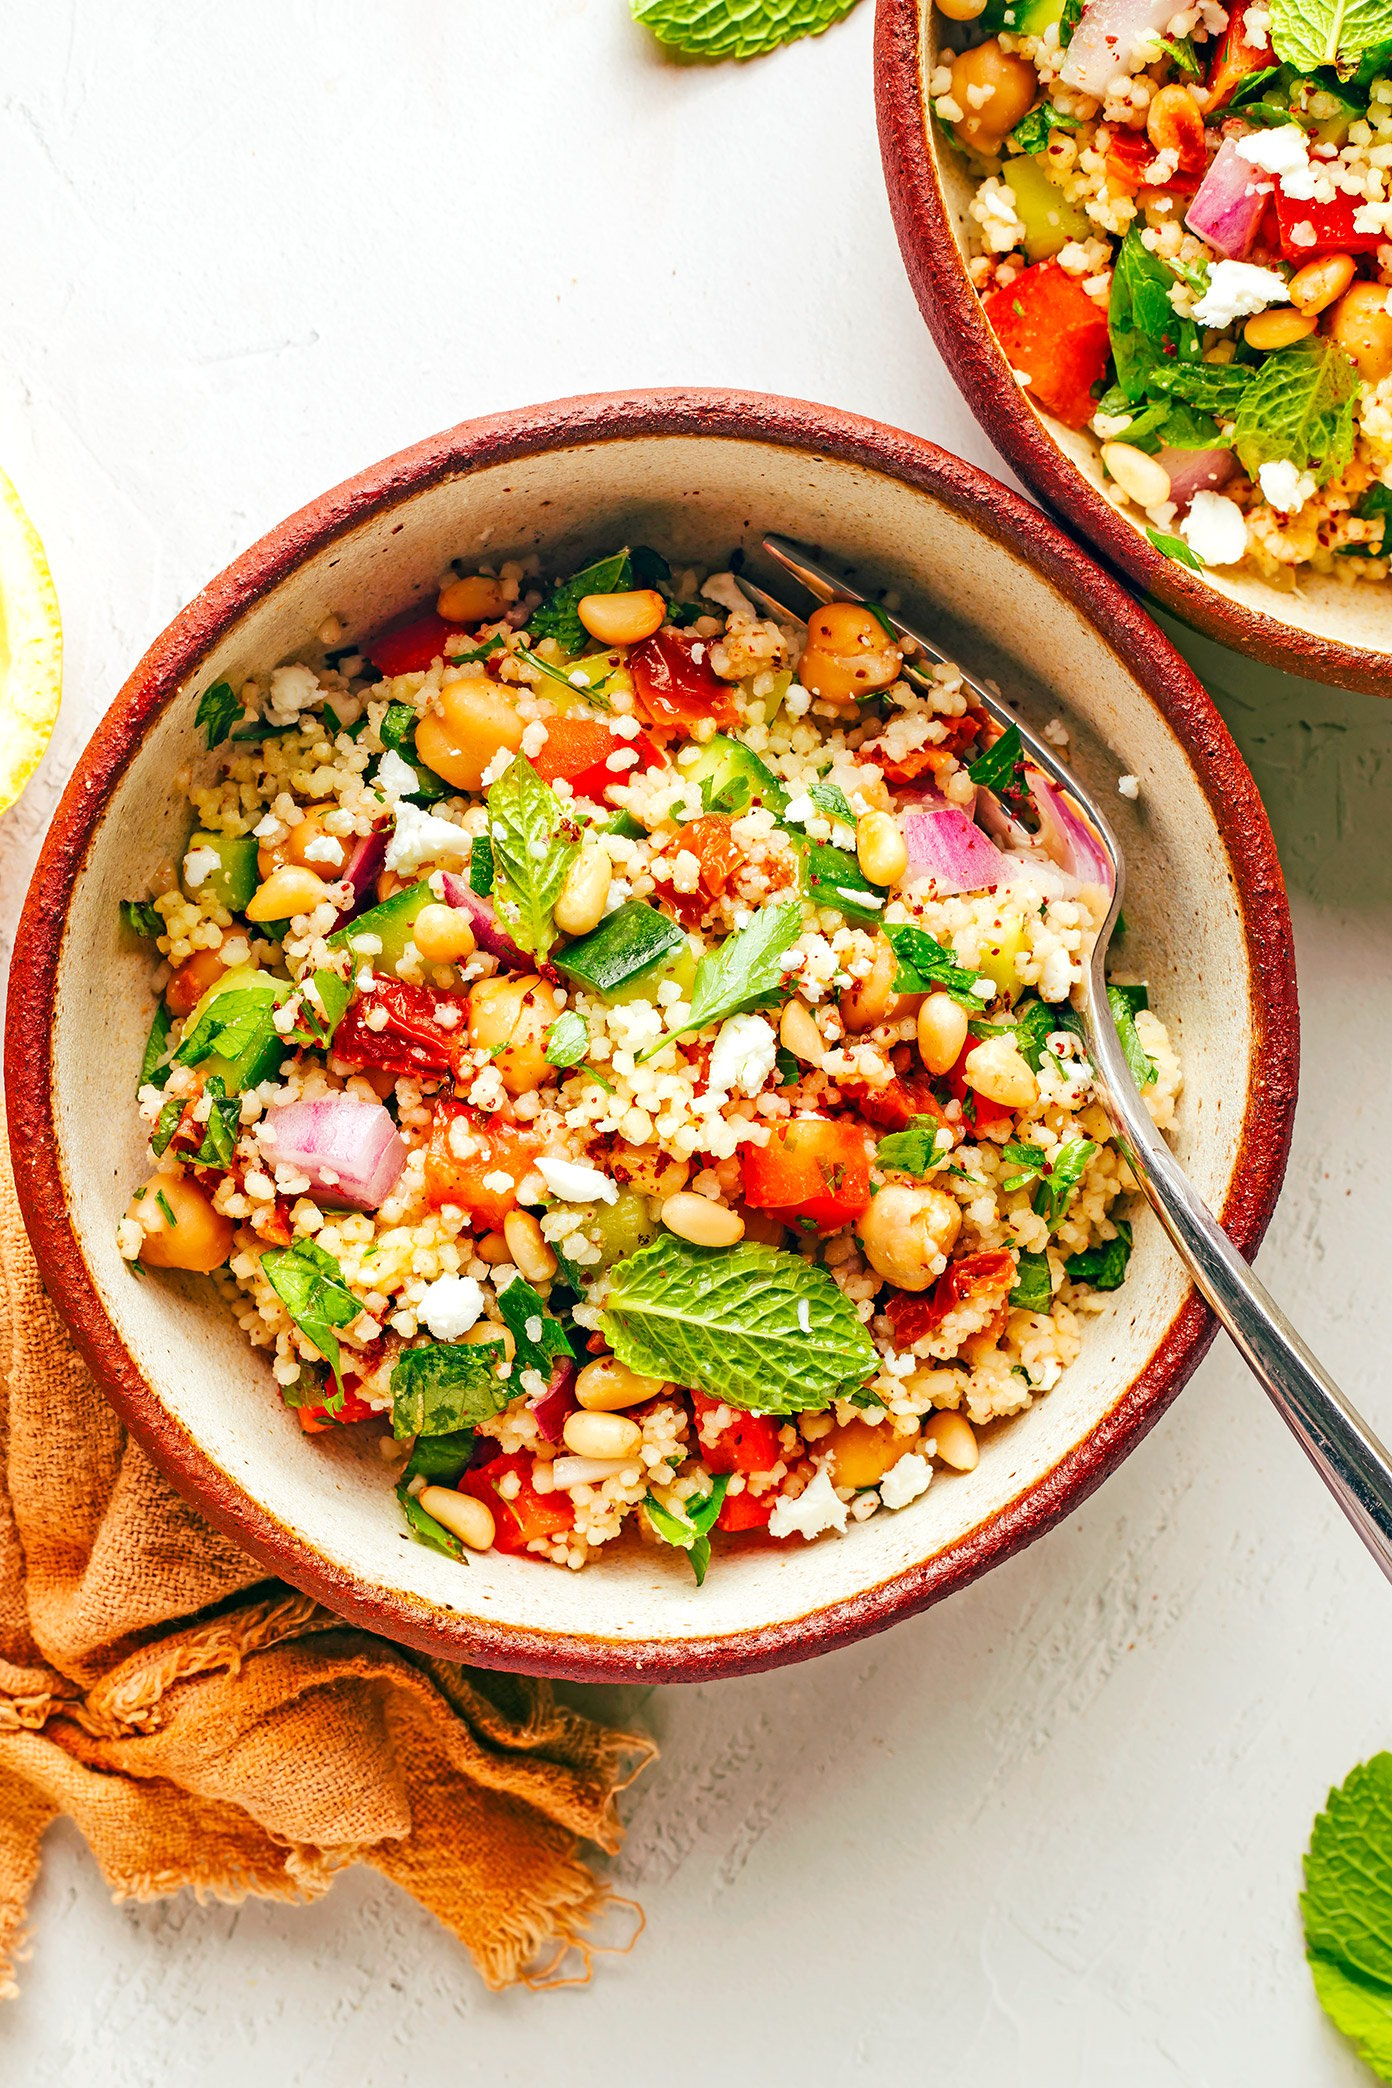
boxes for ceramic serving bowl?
[7,389,1298,1682]
[875,0,1392,697]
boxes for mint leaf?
[882,921,989,1010]
[545,1010,589,1069]
[1059,0,1082,42]
[140,1000,173,1092]
[529,549,631,654]
[195,679,241,749]
[1065,1221,1132,1290]
[631,0,861,61]
[679,901,802,1035]
[1012,995,1084,1071]
[1302,1753,1392,2080]
[1107,982,1157,1088]
[601,1235,877,1413]
[150,1095,183,1158]
[1001,1140,1049,1192]
[1009,1248,1053,1310]
[1271,0,1392,74]
[390,1341,511,1438]
[1108,225,1201,405]
[1154,31,1200,71]
[1234,337,1359,486]
[1338,480,1392,558]
[485,754,581,959]
[877,1116,951,1176]
[496,1276,574,1381]
[289,968,352,1050]
[801,840,886,925]
[967,722,1033,820]
[809,780,857,830]
[173,984,286,1072]
[645,1476,731,1587]
[1148,527,1205,572]
[261,1239,362,1395]
[403,1429,476,1484]
[188,1074,241,1169]
[1008,102,1080,153]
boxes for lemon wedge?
[0,468,61,814]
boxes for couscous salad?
[118,547,1179,1582]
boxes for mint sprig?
[1302,1753,1392,2080]
[260,1239,362,1395]
[485,754,581,960]
[1270,0,1392,76]
[632,0,861,60]
[390,1341,510,1438]
[645,1477,730,1586]
[1233,336,1359,488]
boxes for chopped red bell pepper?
[629,629,739,740]
[1272,188,1384,259]
[422,1101,541,1230]
[297,1386,378,1433]
[463,1452,575,1555]
[1206,13,1274,109]
[946,1038,1013,1138]
[364,610,456,678]
[529,713,665,798]
[884,1249,1017,1346]
[1105,127,1203,193]
[690,1389,785,1476]
[716,1486,775,1533]
[334,976,470,1081]
[981,261,1111,430]
[741,1117,873,1231]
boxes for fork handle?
[1086,1008,1392,1581]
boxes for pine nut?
[779,998,825,1069]
[503,1209,558,1285]
[840,933,898,1033]
[856,809,909,888]
[660,1191,745,1248]
[575,1356,668,1411]
[551,1454,636,1488]
[1289,251,1356,316]
[562,1410,643,1459]
[437,574,508,625]
[925,1409,978,1472]
[417,1485,496,1550]
[577,589,667,646]
[917,991,968,1076]
[1244,308,1315,351]
[245,863,331,922]
[413,902,477,964]
[476,1232,512,1265]
[1100,443,1172,511]
[964,1036,1038,1110]
[554,838,611,937]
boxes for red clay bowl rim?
[874,0,1392,699]
[6,386,1299,1683]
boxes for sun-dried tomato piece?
[629,629,739,740]
[885,1249,1017,1346]
[333,975,469,1081]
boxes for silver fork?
[747,532,1392,1583]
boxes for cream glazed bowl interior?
[875,0,1392,697]
[7,390,1298,1683]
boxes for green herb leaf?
[1000,1140,1049,1192]
[1149,358,1254,416]
[644,1476,731,1586]
[877,1116,952,1176]
[120,899,163,940]
[1302,1752,1392,2079]
[173,983,287,1086]
[470,834,494,896]
[1233,336,1359,486]
[195,679,241,750]
[188,1074,241,1169]
[496,1276,574,1382]
[545,1010,590,1069]
[396,1481,467,1561]
[967,723,1034,821]
[403,1429,476,1484]
[601,1235,878,1413]
[529,549,631,654]
[1147,527,1205,571]
[809,780,857,830]
[1107,982,1157,1088]
[1270,0,1392,75]
[1009,1248,1053,1311]
[485,755,581,960]
[1154,31,1200,71]
[140,1001,174,1092]
[1033,1137,1097,1227]
[631,0,860,61]
[1108,225,1201,405]
[882,922,990,1010]
[260,1239,362,1394]
[800,840,886,925]
[1065,1221,1133,1290]
[390,1341,511,1439]
[1008,101,1080,153]
[376,700,450,802]
[150,1095,184,1158]
[678,901,802,1036]
[1012,995,1084,1071]
[290,969,352,1050]
[1337,480,1392,557]
[1059,0,1082,43]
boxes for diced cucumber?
[605,933,700,1007]
[1002,156,1091,262]
[603,809,646,840]
[554,900,686,1000]
[176,965,292,1093]
[328,880,433,971]
[1014,0,1064,32]
[576,1189,662,1270]
[679,734,788,816]
[181,830,260,914]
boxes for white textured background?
[1,4,1389,2081]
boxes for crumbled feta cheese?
[1117,773,1140,801]
[536,1154,618,1205]
[1191,259,1290,326]
[1258,459,1316,514]
[1181,490,1248,567]
[384,799,470,874]
[266,663,321,720]
[416,1274,484,1340]
[701,572,759,619]
[707,1013,778,1098]
[181,845,220,889]
[375,747,422,803]
[1234,124,1307,181]
[768,1468,849,1542]
[302,831,346,865]
[879,1452,933,1511]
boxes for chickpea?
[611,1141,690,1200]
[917,992,968,1077]
[466,974,562,1094]
[1326,281,1392,383]
[856,1183,962,1291]
[575,1356,669,1411]
[126,1174,235,1273]
[246,864,332,923]
[412,902,477,965]
[963,1035,1038,1110]
[825,1417,920,1490]
[1290,251,1356,316]
[257,805,347,881]
[438,574,509,626]
[840,933,899,1034]
[1244,309,1316,351]
[166,948,227,1019]
[948,41,1038,156]
[577,590,666,646]
[798,601,903,709]
[936,0,987,18]
[415,680,524,792]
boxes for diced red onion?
[339,828,388,921]
[1157,445,1235,512]
[902,805,1008,896]
[440,871,529,972]
[1031,777,1114,893]
[1185,137,1271,259]
[1060,0,1178,98]
[259,1095,407,1210]
[528,1356,577,1444]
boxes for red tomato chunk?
[364,610,456,678]
[422,1101,540,1231]
[742,1118,873,1231]
[981,261,1111,429]
[629,630,739,740]
[463,1452,575,1555]
[529,714,665,798]
[690,1389,784,1475]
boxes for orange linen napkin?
[0,1134,653,1996]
